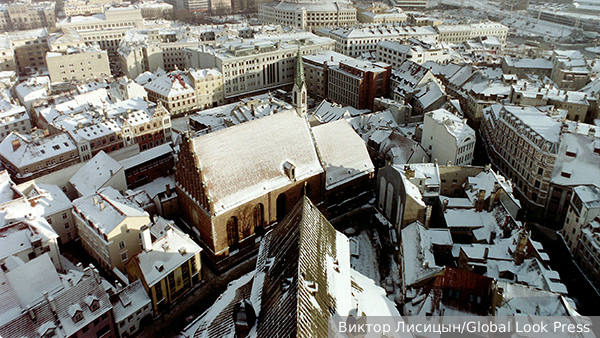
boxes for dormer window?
[69,304,84,323]
[283,161,296,181]
[85,295,100,312]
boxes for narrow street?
[529,223,600,316]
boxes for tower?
[292,46,307,117]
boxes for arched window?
[253,204,264,235]
[227,217,239,250]
[276,194,286,222]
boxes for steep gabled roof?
[254,196,338,338]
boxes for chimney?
[11,139,20,151]
[233,300,256,338]
[484,247,489,260]
[99,201,105,211]
[424,205,432,229]
[44,292,57,314]
[405,167,415,179]
[141,225,152,251]
[475,189,486,211]
[588,128,596,137]
[93,196,99,205]
[514,229,529,265]
[166,184,171,196]
[27,306,36,321]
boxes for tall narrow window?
[276,194,286,222]
[253,204,264,235]
[227,217,239,250]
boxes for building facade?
[258,0,356,31]
[126,223,202,315]
[422,109,476,166]
[327,59,391,111]
[72,188,151,273]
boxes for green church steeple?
[294,46,305,89]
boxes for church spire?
[292,46,307,117]
[294,46,305,89]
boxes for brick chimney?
[11,139,20,151]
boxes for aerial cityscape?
[0,0,598,336]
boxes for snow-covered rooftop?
[69,151,123,197]
[312,120,374,190]
[189,111,323,215]
[401,221,444,287]
[72,187,149,236]
[135,225,201,287]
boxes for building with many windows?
[8,28,49,75]
[57,6,145,59]
[126,219,202,315]
[0,1,55,32]
[422,109,476,166]
[435,22,508,45]
[0,131,81,183]
[327,59,391,111]
[376,39,449,68]
[302,51,353,100]
[73,187,151,273]
[480,104,600,217]
[46,45,111,83]
[326,24,438,58]
[562,185,600,288]
[185,32,334,101]
[258,0,356,31]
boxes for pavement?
[139,254,257,338]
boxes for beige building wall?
[46,48,110,83]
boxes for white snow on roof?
[494,281,575,316]
[551,132,600,187]
[401,172,425,207]
[5,254,63,308]
[135,227,201,287]
[310,100,368,124]
[444,209,502,242]
[426,109,474,145]
[27,183,73,216]
[72,187,148,236]
[70,151,123,197]
[190,111,323,215]
[144,71,195,97]
[312,120,374,190]
[0,170,22,205]
[111,279,151,323]
[429,228,453,246]
[502,105,563,143]
[464,169,513,203]
[401,221,444,287]
[0,132,77,170]
[120,143,172,170]
[573,185,600,209]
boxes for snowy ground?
[338,207,404,307]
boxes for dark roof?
[0,269,112,338]
[255,196,337,338]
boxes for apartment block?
[422,109,476,166]
[258,0,356,31]
[327,59,391,110]
[46,46,111,83]
[126,220,202,315]
[73,187,151,273]
[0,1,55,32]
[186,33,335,100]
[0,132,81,183]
